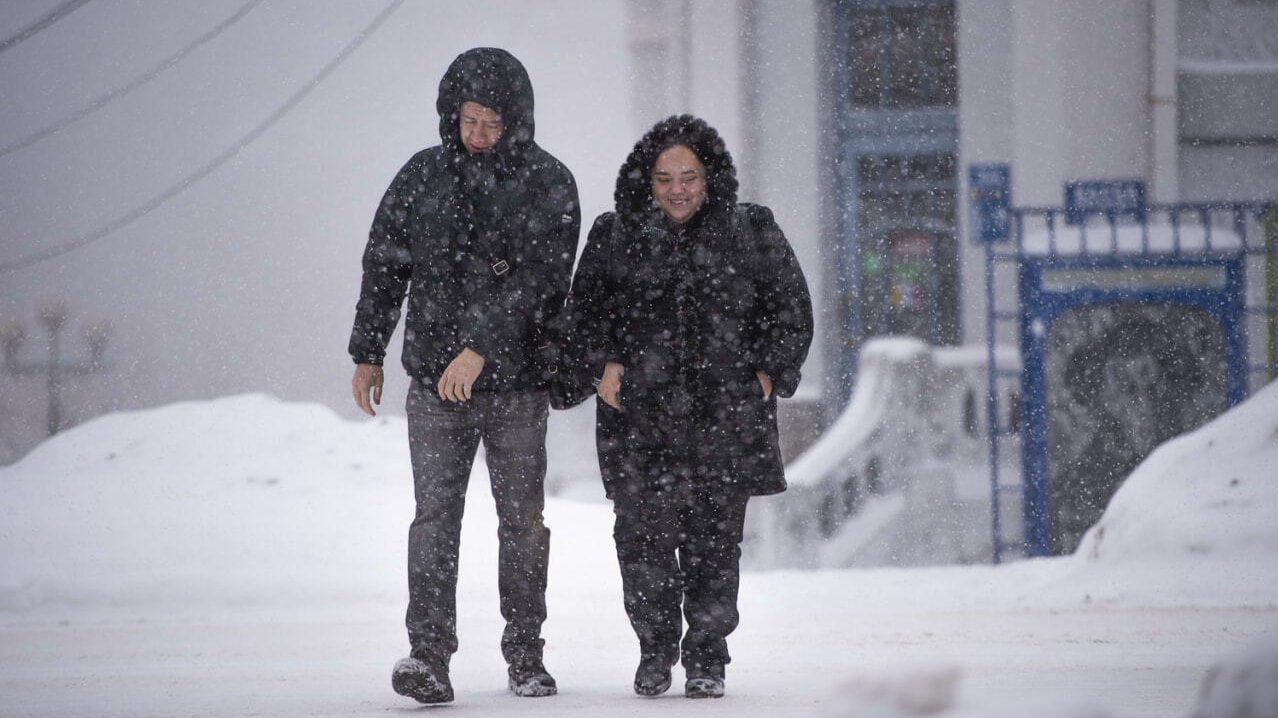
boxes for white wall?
[958,0,1156,346]
[1009,2,1151,206]
[744,1,825,400]
[1177,0,1278,201]
[956,0,1014,347]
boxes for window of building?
[855,152,960,343]
[828,0,961,406]
[848,1,956,109]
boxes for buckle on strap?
[492,259,510,276]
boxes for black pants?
[404,382,551,664]
[611,470,750,675]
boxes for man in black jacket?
[348,47,579,704]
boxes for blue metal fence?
[984,200,1277,561]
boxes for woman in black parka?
[563,115,813,699]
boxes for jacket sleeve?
[746,204,814,398]
[457,163,581,372]
[562,212,620,381]
[347,157,419,366]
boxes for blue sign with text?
[1064,179,1146,226]
[969,163,1010,243]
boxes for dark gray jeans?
[404,382,551,664]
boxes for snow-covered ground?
[2,385,1277,717]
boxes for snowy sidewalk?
[3,393,1277,717]
[1,565,1270,717]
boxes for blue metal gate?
[981,186,1277,560]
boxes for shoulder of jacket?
[394,147,447,178]
[590,211,618,232]
[409,146,446,164]
[736,204,785,246]
[524,146,577,181]
[737,202,775,225]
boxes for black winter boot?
[392,649,454,704]
[508,658,557,697]
[684,664,724,699]
[634,654,676,697]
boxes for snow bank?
[1049,381,1278,607]
[0,394,411,611]
[4,382,1277,614]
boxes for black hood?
[613,114,739,230]
[436,47,536,162]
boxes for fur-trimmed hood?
[613,114,739,230]
[436,47,536,163]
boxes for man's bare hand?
[756,370,773,400]
[438,347,485,402]
[352,363,384,416]
[597,361,625,409]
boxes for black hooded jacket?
[348,48,580,391]
[564,115,813,497]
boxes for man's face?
[459,101,504,154]
[651,144,707,225]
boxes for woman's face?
[651,145,707,225]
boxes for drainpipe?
[1149,0,1178,202]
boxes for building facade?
[624,0,1278,421]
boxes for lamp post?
[2,299,110,436]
